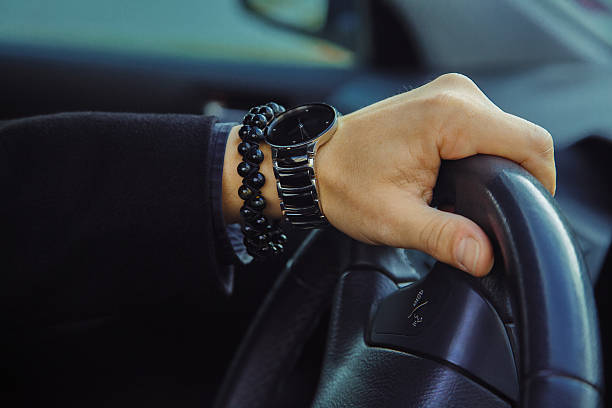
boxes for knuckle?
[530,125,554,157]
[428,90,466,111]
[419,216,455,256]
[541,129,554,153]
[434,73,479,92]
[435,72,471,85]
[430,93,479,156]
[438,125,464,158]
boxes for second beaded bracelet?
[236,102,287,259]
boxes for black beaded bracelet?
[237,102,287,259]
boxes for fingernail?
[455,237,480,274]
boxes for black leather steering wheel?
[214,155,603,408]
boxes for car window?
[0,0,354,68]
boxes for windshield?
[0,0,355,68]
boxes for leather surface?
[214,229,422,408]
[523,375,602,408]
[311,269,510,408]
[312,155,602,407]
[369,263,520,400]
[434,156,603,404]
[213,229,347,408]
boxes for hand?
[315,73,555,277]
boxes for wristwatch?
[265,103,339,229]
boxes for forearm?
[0,112,234,325]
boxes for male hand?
[315,73,555,277]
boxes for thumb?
[405,205,494,276]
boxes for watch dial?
[267,104,335,147]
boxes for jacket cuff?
[208,122,253,271]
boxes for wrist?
[313,115,348,228]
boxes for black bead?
[257,245,271,257]
[269,243,282,255]
[237,141,253,156]
[237,161,253,177]
[277,233,288,244]
[247,127,264,143]
[240,205,257,220]
[259,106,274,120]
[252,114,268,128]
[248,147,264,164]
[241,223,258,237]
[250,195,266,210]
[238,185,255,201]
[247,172,265,189]
[238,125,251,141]
[246,245,258,257]
[249,106,260,114]
[253,215,268,230]
[255,233,268,244]
[243,113,256,126]
[266,102,282,114]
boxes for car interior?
[1,0,611,407]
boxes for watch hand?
[298,118,309,142]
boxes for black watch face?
[266,103,336,147]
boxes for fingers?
[437,100,556,195]
[346,73,556,195]
[502,113,556,195]
[396,204,494,276]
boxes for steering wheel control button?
[407,289,428,328]
[368,263,519,401]
[370,266,451,337]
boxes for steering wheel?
[213,155,603,407]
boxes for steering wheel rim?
[433,155,602,406]
[214,155,603,408]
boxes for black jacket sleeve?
[0,112,232,328]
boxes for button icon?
[408,289,429,328]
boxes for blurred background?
[2,1,612,407]
[2,0,612,135]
